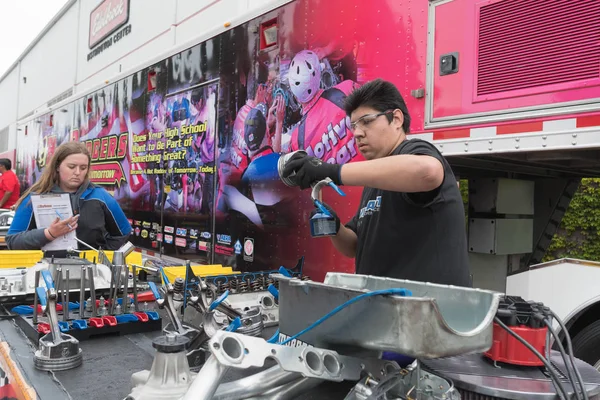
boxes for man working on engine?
[282,79,471,287]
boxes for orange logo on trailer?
[82,133,129,187]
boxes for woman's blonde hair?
[14,141,91,208]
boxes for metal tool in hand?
[309,177,346,237]
[277,150,346,237]
[33,270,82,371]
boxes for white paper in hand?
[30,194,77,251]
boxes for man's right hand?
[44,215,79,241]
[282,154,342,189]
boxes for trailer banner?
[16,0,412,280]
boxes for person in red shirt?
[0,159,20,210]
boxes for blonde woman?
[7,142,132,250]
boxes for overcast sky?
[0,0,69,77]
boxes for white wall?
[17,3,79,119]
[75,0,177,94]
[175,0,291,47]
[0,67,19,130]
[175,0,248,47]
[7,124,18,152]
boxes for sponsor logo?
[243,238,254,262]
[234,240,242,255]
[157,233,163,241]
[164,226,174,234]
[141,229,148,239]
[198,241,209,252]
[142,221,151,228]
[215,245,233,256]
[175,237,186,247]
[359,196,382,219]
[176,227,187,236]
[217,234,232,245]
[189,229,198,239]
[134,227,140,236]
[201,232,211,239]
[165,234,173,244]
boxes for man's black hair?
[0,159,11,171]
[344,78,411,133]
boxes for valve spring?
[216,281,224,295]
[173,277,185,294]
[220,282,230,294]
[229,279,238,293]
[251,280,262,291]
[239,281,249,293]
[259,275,267,288]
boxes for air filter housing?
[424,351,600,399]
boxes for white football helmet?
[288,50,322,103]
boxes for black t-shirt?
[346,138,471,287]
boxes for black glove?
[310,201,341,234]
[282,154,342,190]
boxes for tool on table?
[63,269,70,322]
[121,265,129,313]
[33,270,82,371]
[108,242,134,314]
[148,280,192,336]
[79,266,86,317]
[191,289,241,321]
[149,275,205,370]
[108,264,117,315]
[88,266,97,317]
[132,264,139,312]
[33,270,40,325]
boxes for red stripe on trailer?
[433,129,470,140]
[496,121,544,135]
[577,115,600,128]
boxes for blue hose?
[278,288,411,345]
